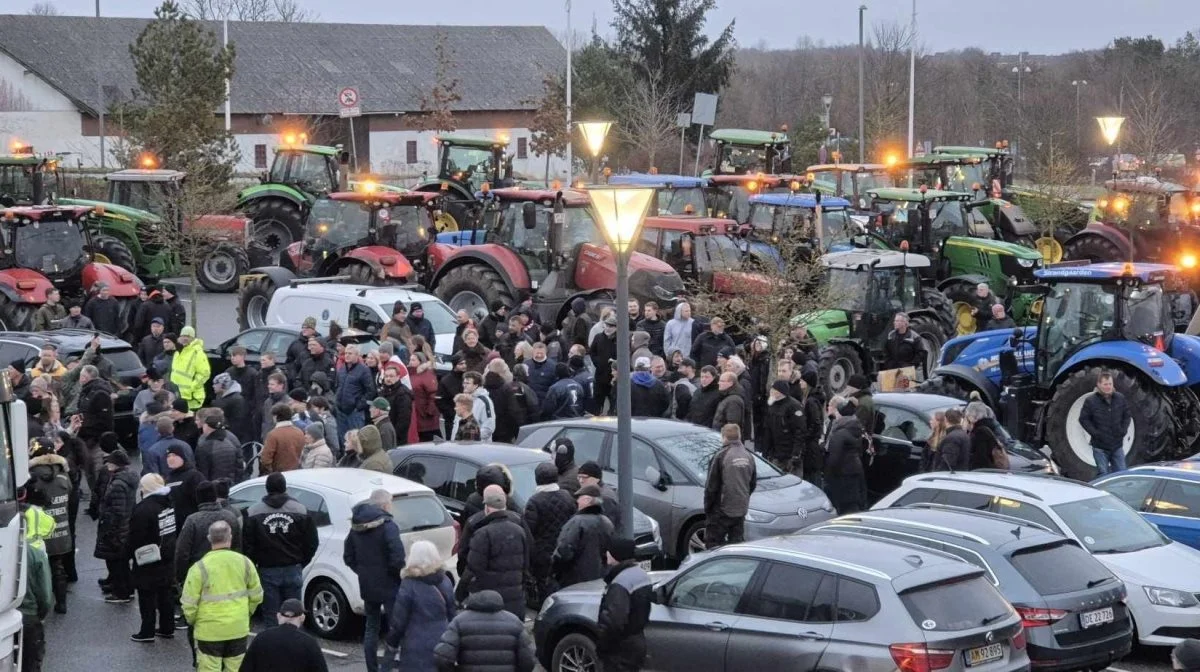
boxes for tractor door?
[1036,281,1118,382]
[283,152,335,194]
[496,203,550,285]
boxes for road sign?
[692,93,718,126]
[676,112,692,129]
[339,106,361,118]
[338,87,359,108]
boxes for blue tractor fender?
[928,363,1002,408]
[1168,333,1200,383]
[1054,340,1189,388]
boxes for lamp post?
[1072,80,1088,150]
[1097,116,1125,175]
[858,4,867,163]
[588,186,656,540]
[1011,54,1031,176]
[577,121,613,184]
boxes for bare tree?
[864,21,915,155]
[526,74,569,184]
[1125,76,1180,167]
[415,32,461,133]
[27,2,58,15]
[182,0,314,21]
[615,66,681,171]
[1020,138,1089,241]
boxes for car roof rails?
[911,474,1043,501]
[355,283,423,297]
[900,502,1052,533]
[826,513,992,545]
[287,275,352,288]
[972,468,1080,487]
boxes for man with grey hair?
[335,343,375,431]
[181,520,262,671]
[344,487,405,672]
[462,484,529,618]
[76,360,114,512]
[300,423,333,469]
[883,311,927,373]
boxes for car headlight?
[1017,257,1036,268]
[649,516,662,546]
[1144,586,1199,608]
[539,595,556,615]
[744,509,777,524]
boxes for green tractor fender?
[937,274,989,300]
[413,179,474,202]
[236,183,311,212]
[798,309,853,345]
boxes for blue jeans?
[258,565,303,623]
[337,408,365,433]
[1093,446,1127,475]
[363,599,394,672]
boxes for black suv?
[806,505,1133,671]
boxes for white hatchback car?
[228,468,458,639]
[874,471,1200,647]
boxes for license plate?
[964,643,1003,667]
[638,560,653,571]
[1080,606,1114,629]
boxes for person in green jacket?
[181,520,263,671]
[20,499,55,672]
[171,326,211,411]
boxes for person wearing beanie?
[762,378,808,475]
[703,424,757,549]
[127,472,177,642]
[175,480,242,588]
[368,397,398,451]
[157,283,187,335]
[165,441,204,530]
[137,316,167,367]
[561,297,594,352]
[576,461,622,534]
[541,361,585,421]
[286,388,314,432]
[596,536,653,672]
[552,483,614,588]
[144,415,194,479]
[285,318,320,381]
[1173,638,1200,671]
[244,472,318,624]
[795,366,826,486]
[524,462,576,608]
[823,396,868,514]
[384,301,412,345]
[82,281,123,337]
[170,325,210,411]
[405,301,436,350]
[96,448,138,603]
[170,397,200,449]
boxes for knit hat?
[634,357,650,371]
[534,462,559,485]
[575,483,602,499]
[146,367,163,381]
[302,316,317,329]
[371,397,391,411]
[99,432,121,454]
[103,448,130,467]
[28,438,51,458]
[568,355,585,371]
[288,388,309,403]
[392,300,407,315]
[571,297,587,315]
[266,472,287,494]
[801,369,818,389]
[196,480,216,504]
[771,380,791,396]
[172,398,190,413]
[410,302,423,312]
[555,362,571,379]
[8,358,23,374]
[609,537,637,563]
[180,326,196,338]
[578,460,603,480]
[166,444,189,459]
[279,599,306,618]
[161,282,177,296]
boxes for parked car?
[806,506,1132,671]
[874,470,1200,647]
[535,532,1029,672]
[388,441,662,564]
[869,392,1056,499]
[226,468,457,639]
[204,325,380,379]
[1093,462,1200,551]
[516,418,835,559]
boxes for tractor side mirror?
[259,171,269,184]
[522,202,538,230]
[1008,327,1025,347]
[337,151,351,166]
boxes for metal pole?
[693,125,706,176]
[858,4,866,163]
[224,16,231,132]
[906,0,915,158]
[679,127,686,174]
[349,117,359,173]
[615,248,634,540]
[565,0,573,184]
[96,0,105,169]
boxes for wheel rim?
[828,357,851,393]
[687,526,706,555]
[1066,393,1135,467]
[311,589,340,634]
[559,644,598,672]
[449,290,487,316]
[93,252,112,264]
[435,211,459,233]
[253,221,292,263]
[246,295,269,329]
[203,251,238,286]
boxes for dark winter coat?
[435,371,464,430]
[25,454,72,557]
[128,490,178,590]
[212,389,252,450]
[525,358,557,404]
[83,296,123,336]
[241,623,330,672]
[138,333,165,367]
[433,590,535,672]
[195,429,243,484]
[937,426,971,472]
[824,417,866,478]
[464,510,530,618]
[297,350,336,390]
[704,439,757,518]
[562,310,594,350]
[457,343,489,374]
[589,332,618,386]
[343,503,406,604]
[1080,390,1132,453]
[286,335,312,379]
[552,504,613,588]
[635,316,666,357]
[165,297,186,334]
[385,571,456,672]
[244,492,320,568]
[597,561,654,656]
[630,371,671,418]
[335,361,375,415]
[969,417,1011,471]
[406,315,437,350]
[687,379,721,428]
[174,502,242,583]
[541,377,585,421]
[711,386,747,432]
[483,375,520,444]
[166,462,205,531]
[882,328,927,371]
[132,297,173,341]
[523,486,576,578]
[763,395,806,463]
[380,381,414,444]
[94,465,138,560]
[691,330,735,369]
[78,377,115,442]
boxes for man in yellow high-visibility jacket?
[171,326,210,411]
[181,520,263,671]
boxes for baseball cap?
[371,397,391,411]
[634,357,650,370]
[150,317,165,326]
[180,326,196,338]
[279,598,305,618]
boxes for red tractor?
[635,215,774,296]
[0,205,143,331]
[427,188,685,324]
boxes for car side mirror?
[653,583,670,605]
[645,465,667,491]
[522,202,538,230]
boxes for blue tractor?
[922,261,1200,479]
[607,173,710,216]
[739,192,863,271]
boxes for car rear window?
[100,348,145,374]
[1009,542,1115,595]
[391,494,452,533]
[900,576,1012,632]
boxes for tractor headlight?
[1017,258,1036,268]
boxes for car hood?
[750,474,832,514]
[1094,540,1200,590]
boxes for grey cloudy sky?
[36,0,1197,53]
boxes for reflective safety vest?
[23,505,54,550]
[171,339,211,411]
[180,548,263,642]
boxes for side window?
[396,457,455,498]
[876,405,932,442]
[935,490,992,511]
[807,573,836,622]
[262,332,295,360]
[891,487,943,507]
[232,330,269,355]
[636,227,659,256]
[812,171,839,192]
[668,557,760,614]
[228,484,267,513]
[661,229,688,270]
[608,438,660,483]
[449,460,479,504]
[524,427,561,452]
[1152,480,1200,519]
[743,562,825,622]
[1097,476,1158,512]
[835,578,880,622]
[349,303,384,334]
[289,487,331,527]
[990,497,1061,532]
[556,428,607,466]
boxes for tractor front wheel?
[92,235,138,274]
[818,343,864,399]
[249,199,303,264]
[197,243,250,293]
[1062,234,1126,264]
[434,265,515,319]
[344,263,387,287]
[921,287,957,336]
[237,275,279,331]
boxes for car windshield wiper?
[1086,576,1114,588]
[980,613,1007,626]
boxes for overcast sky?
[36,0,1197,53]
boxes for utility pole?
[224,16,231,132]
[906,0,916,158]
[565,0,573,184]
[858,4,866,163]
[1012,53,1031,177]
[1072,80,1087,151]
[96,0,105,169]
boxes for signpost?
[676,112,691,174]
[338,87,361,172]
[691,92,718,176]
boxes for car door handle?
[705,621,730,632]
[796,631,826,640]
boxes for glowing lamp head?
[806,172,816,182]
[746,180,758,193]
[1098,198,1109,209]
[885,154,898,168]
[1122,262,1136,276]
[138,154,156,169]
[587,186,655,255]
[1190,201,1200,216]
[299,132,308,144]
[360,181,378,193]
[789,180,801,192]
[283,133,297,145]
[577,121,614,158]
[1113,197,1129,213]
[1097,117,1126,147]
[1182,253,1198,269]
[496,132,510,145]
[551,180,562,191]
[683,204,695,214]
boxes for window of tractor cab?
[825,267,918,314]
[853,171,895,194]
[718,145,770,175]
[307,199,369,248]
[656,188,708,216]
[928,200,969,238]
[0,165,35,203]
[1123,283,1171,345]
[111,180,169,219]
[695,234,743,272]
[1039,282,1117,373]
[498,203,598,254]
[811,171,840,193]
[13,218,87,273]
[381,204,433,253]
[442,146,495,193]
[285,152,334,193]
[940,163,986,192]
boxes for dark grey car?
[534,533,1030,672]
[806,505,1132,671]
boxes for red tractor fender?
[339,246,416,280]
[429,244,531,298]
[711,270,775,296]
[82,263,143,297]
[0,268,54,305]
[185,214,249,243]
[573,244,678,291]
[1067,222,1133,258]
[283,241,308,274]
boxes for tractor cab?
[930,144,1014,194]
[435,136,512,194]
[0,145,64,206]
[607,173,709,216]
[264,137,344,196]
[103,168,185,224]
[746,193,857,252]
[805,163,895,211]
[709,128,792,176]
[706,173,799,224]
[293,190,439,280]
[635,215,767,295]
[866,187,991,253]
[1091,177,1199,229]
[481,188,597,287]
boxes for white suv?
[874,471,1200,647]
[228,468,459,639]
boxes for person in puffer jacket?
[523,462,575,608]
[345,490,407,672]
[195,410,243,483]
[175,481,242,585]
[629,357,670,418]
[541,363,584,421]
[433,590,535,672]
[524,343,557,404]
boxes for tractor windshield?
[854,170,895,194]
[442,145,496,193]
[1040,282,1118,378]
[11,219,87,274]
[826,267,918,313]
[381,205,434,254]
[717,145,771,175]
[306,199,369,251]
[940,162,986,192]
[1123,284,1171,345]
[657,187,708,216]
[754,205,855,248]
[0,165,35,204]
[274,150,334,193]
[108,180,170,218]
[694,235,743,272]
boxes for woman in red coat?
[409,352,441,442]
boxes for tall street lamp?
[587,185,655,539]
[1011,55,1031,177]
[858,4,867,163]
[577,121,613,184]
[1097,116,1125,174]
[1072,80,1088,149]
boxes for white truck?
[0,376,31,669]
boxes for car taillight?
[1012,627,1027,650]
[1016,607,1068,628]
[889,643,954,672]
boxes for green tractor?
[708,128,793,176]
[805,248,954,397]
[866,186,1045,326]
[412,135,514,233]
[236,137,350,263]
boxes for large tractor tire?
[237,275,280,331]
[818,343,864,398]
[248,198,304,264]
[921,287,957,335]
[197,242,250,294]
[92,234,138,274]
[0,294,33,331]
[1063,234,1125,264]
[344,262,387,287]
[434,265,515,318]
[1045,366,1171,480]
[908,314,948,380]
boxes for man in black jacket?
[464,485,529,618]
[704,424,756,548]
[137,318,166,366]
[762,381,806,474]
[935,408,971,472]
[83,283,123,336]
[165,444,205,531]
[542,363,584,421]
[287,318,319,380]
[1079,371,1132,476]
[244,473,320,623]
[691,317,735,369]
[589,315,618,414]
[552,484,614,588]
[523,463,576,607]
[433,590,535,672]
[597,538,653,672]
[823,400,867,514]
[479,302,509,350]
[241,599,328,672]
[577,461,621,534]
[194,410,243,483]
[132,289,173,342]
[405,302,437,350]
[560,297,593,351]
[76,364,114,517]
[210,373,251,446]
[161,284,187,335]
[882,312,928,373]
[629,357,670,418]
[635,301,665,357]
[436,356,466,438]
[297,338,335,390]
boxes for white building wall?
[368,127,568,185]
[232,133,286,174]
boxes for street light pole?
[906,0,916,158]
[96,0,105,169]
[1011,54,1031,177]
[858,4,866,163]
[1072,80,1088,151]
[565,0,573,184]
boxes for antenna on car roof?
[1011,526,1021,539]
[902,554,923,568]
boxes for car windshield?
[1052,494,1167,554]
[656,430,782,481]
[657,188,708,215]
[12,218,87,273]
[306,199,370,249]
[1123,284,1171,344]
[443,145,495,192]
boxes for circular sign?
[921,620,936,630]
[338,87,359,108]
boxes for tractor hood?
[57,198,161,224]
[575,243,683,304]
[711,270,774,295]
[946,235,1042,260]
[800,309,852,343]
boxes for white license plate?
[964,643,1003,667]
[1080,606,1114,629]
[638,560,653,571]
